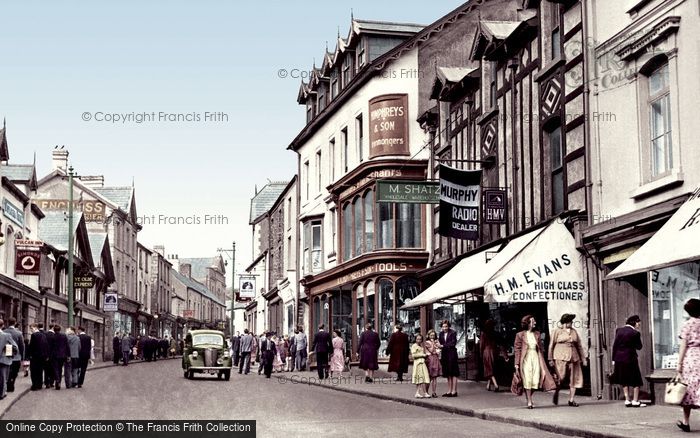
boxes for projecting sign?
[74,274,95,289]
[439,165,482,240]
[239,276,256,299]
[484,189,507,224]
[15,239,43,276]
[368,94,409,159]
[183,310,195,318]
[104,293,118,312]
[376,180,440,204]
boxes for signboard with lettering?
[484,189,507,224]
[368,94,409,159]
[35,199,105,222]
[376,180,440,204]
[439,165,482,240]
[15,239,43,276]
[74,274,95,289]
[183,309,195,318]
[239,276,256,299]
[3,198,24,227]
[104,293,118,312]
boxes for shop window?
[366,281,376,330]
[320,295,329,328]
[331,289,352,358]
[396,277,420,342]
[343,203,353,261]
[353,197,363,256]
[378,203,395,249]
[363,192,374,252]
[378,279,393,358]
[433,302,467,358]
[356,284,365,340]
[313,297,320,333]
[651,261,700,369]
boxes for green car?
[182,329,232,381]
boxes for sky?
[1,0,464,287]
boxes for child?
[411,334,431,398]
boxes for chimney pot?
[52,149,69,171]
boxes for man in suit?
[4,317,24,393]
[112,332,121,365]
[312,324,332,380]
[66,327,81,388]
[0,319,19,400]
[294,326,308,372]
[27,323,48,390]
[52,325,69,390]
[260,332,277,378]
[238,329,253,375]
[121,333,132,366]
[77,327,92,387]
[43,323,56,389]
[230,333,241,367]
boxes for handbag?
[665,376,688,405]
[511,371,524,396]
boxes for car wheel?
[224,371,231,381]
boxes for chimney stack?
[179,263,191,279]
[153,245,165,256]
[52,148,69,171]
[80,175,105,189]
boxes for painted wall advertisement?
[35,199,105,222]
[439,165,481,240]
[368,94,409,159]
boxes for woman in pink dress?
[424,329,442,398]
[329,330,345,378]
[677,299,700,432]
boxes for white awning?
[608,188,700,279]
[402,223,549,308]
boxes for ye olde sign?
[74,274,95,289]
[484,189,507,224]
[35,199,106,222]
[368,94,409,159]
[376,180,440,204]
[439,165,482,240]
[15,239,43,276]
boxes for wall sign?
[368,94,409,159]
[74,274,95,289]
[3,198,24,227]
[35,199,105,222]
[439,165,482,240]
[376,180,439,204]
[15,239,43,276]
[484,189,507,224]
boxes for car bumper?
[188,366,231,372]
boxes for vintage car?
[182,329,232,380]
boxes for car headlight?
[192,351,198,358]
[217,358,224,365]
[223,351,230,358]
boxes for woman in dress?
[677,299,700,432]
[480,319,502,392]
[514,315,557,409]
[358,323,380,382]
[277,335,287,372]
[424,329,442,398]
[548,313,587,406]
[411,334,431,398]
[330,330,345,378]
[387,324,410,382]
[439,320,459,397]
[611,315,646,407]
[250,333,258,366]
[272,335,284,373]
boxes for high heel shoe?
[677,421,690,432]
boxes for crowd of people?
[112,332,178,366]
[0,318,94,400]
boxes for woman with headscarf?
[548,313,587,406]
[611,315,646,408]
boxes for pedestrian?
[548,314,587,407]
[160,337,169,359]
[514,315,557,409]
[112,332,121,365]
[170,336,177,357]
[231,332,241,367]
[611,315,646,407]
[294,326,308,372]
[677,298,700,432]
[238,329,253,375]
[251,333,258,368]
[135,335,143,360]
[358,323,380,383]
[274,335,285,373]
[52,325,69,390]
[411,334,430,398]
[121,333,132,366]
[257,332,267,375]
[329,330,345,378]
[43,323,56,389]
[424,329,442,398]
[66,327,81,389]
[387,323,409,382]
[312,325,332,380]
[27,323,48,391]
[260,332,277,378]
[439,320,460,397]
[0,319,19,400]
[288,331,297,372]
[4,317,24,393]
[77,327,92,388]
[480,319,504,393]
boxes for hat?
[560,313,576,324]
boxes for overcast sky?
[1,0,464,286]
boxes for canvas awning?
[608,188,700,279]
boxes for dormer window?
[331,71,339,99]
[342,58,353,87]
[357,43,367,71]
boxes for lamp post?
[218,242,236,338]
[67,166,75,327]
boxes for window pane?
[550,127,562,169]
[366,281,375,330]
[379,203,394,249]
[356,284,364,340]
[553,171,564,214]
[378,279,393,358]
[343,204,353,261]
[551,29,561,59]
[397,203,421,248]
[649,64,669,96]
[650,95,672,177]
[396,277,420,343]
[364,192,374,252]
[354,198,363,256]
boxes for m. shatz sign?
[376,180,440,204]
[368,94,409,159]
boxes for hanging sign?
[104,293,118,312]
[239,276,256,299]
[484,189,507,224]
[439,165,482,240]
[15,239,43,276]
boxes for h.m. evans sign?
[368,94,409,159]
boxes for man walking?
[288,329,297,372]
[257,331,267,375]
[77,327,92,387]
[66,327,81,388]
[231,332,241,367]
[260,332,277,379]
[27,323,48,391]
[312,324,332,380]
[0,319,19,400]
[294,326,308,372]
[43,323,56,389]
[238,329,253,375]
[52,325,69,390]
[112,332,121,365]
[4,317,24,393]
[121,333,132,366]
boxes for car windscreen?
[192,334,223,346]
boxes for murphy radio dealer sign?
[439,165,481,240]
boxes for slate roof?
[172,270,225,306]
[2,164,35,182]
[179,257,224,281]
[94,187,133,211]
[38,210,83,251]
[249,181,289,224]
[353,19,425,35]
